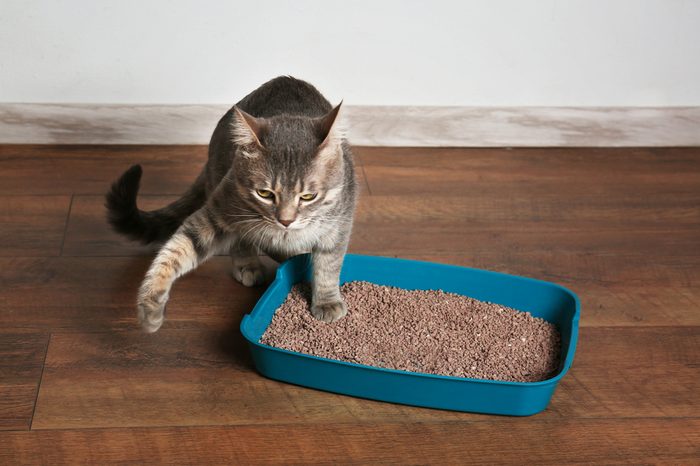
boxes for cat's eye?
[256,189,274,199]
[299,193,317,201]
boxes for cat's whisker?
[239,221,263,247]
[254,223,270,255]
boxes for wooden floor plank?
[402,251,698,288]
[0,145,207,196]
[357,146,700,197]
[0,196,71,256]
[29,331,476,430]
[62,195,177,257]
[0,257,265,331]
[350,222,698,257]
[3,419,699,465]
[30,327,699,430]
[0,332,49,430]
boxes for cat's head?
[228,103,348,232]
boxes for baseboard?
[1,103,698,146]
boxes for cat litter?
[260,281,560,382]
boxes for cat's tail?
[105,165,207,244]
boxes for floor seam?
[20,415,700,433]
[356,152,373,196]
[29,332,51,431]
[58,194,74,256]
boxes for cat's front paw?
[137,294,167,333]
[311,300,347,323]
[232,263,266,287]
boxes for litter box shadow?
[216,255,280,372]
[216,310,257,371]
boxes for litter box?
[240,254,580,416]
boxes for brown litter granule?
[260,281,561,382]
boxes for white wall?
[1,0,699,106]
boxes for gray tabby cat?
[106,76,357,333]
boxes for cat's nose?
[278,218,294,227]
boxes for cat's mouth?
[273,220,308,232]
[277,223,303,231]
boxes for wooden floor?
[0,145,698,464]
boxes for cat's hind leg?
[230,243,266,287]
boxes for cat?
[105,76,357,333]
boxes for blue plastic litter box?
[241,254,580,416]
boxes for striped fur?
[106,76,357,332]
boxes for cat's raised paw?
[137,297,166,333]
[311,300,347,323]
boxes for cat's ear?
[232,106,267,147]
[315,101,345,147]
